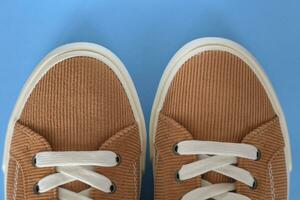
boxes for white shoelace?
[174,140,261,200]
[33,151,120,200]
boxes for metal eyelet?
[115,154,121,166]
[256,149,262,161]
[250,178,258,190]
[172,144,179,155]
[32,155,37,167]
[175,170,181,182]
[33,183,40,194]
[110,182,117,193]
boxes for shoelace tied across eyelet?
[33,151,120,200]
[174,140,260,200]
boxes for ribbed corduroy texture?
[7,122,56,200]
[92,123,141,199]
[237,117,287,199]
[20,57,135,152]
[7,56,142,199]
[154,113,200,200]
[155,51,287,199]
[161,51,276,184]
[7,159,24,200]
[18,56,135,192]
[162,51,275,143]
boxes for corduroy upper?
[154,51,287,200]
[6,56,142,200]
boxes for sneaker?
[3,43,146,200]
[150,38,292,200]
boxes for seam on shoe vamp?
[14,122,52,153]
[267,148,285,200]
[12,159,20,200]
[268,162,276,200]
[100,122,138,149]
[10,156,26,200]
[242,116,278,142]
[133,162,138,200]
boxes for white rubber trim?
[3,42,147,196]
[149,37,292,190]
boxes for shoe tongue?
[186,117,270,184]
[195,146,234,184]
[194,117,282,186]
[59,123,140,194]
[179,122,249,185]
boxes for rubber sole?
[2,42,147,196]
[149,37,292,190]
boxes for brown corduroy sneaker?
[150,38,292,200]
[3,43,146,200]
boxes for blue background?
[0,0,299,199]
